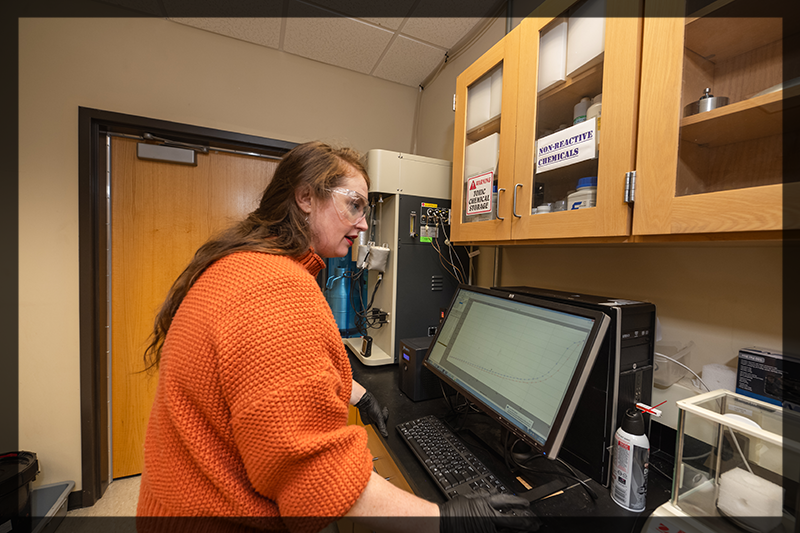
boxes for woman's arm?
[350,379,389,437]
[350,379,366,405]
[345,471,440,533]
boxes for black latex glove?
[439,490,541,533]
[355,390,389,438]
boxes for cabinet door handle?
[513,184,522,218]
[496,188,505,220]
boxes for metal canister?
[684,88,729,117]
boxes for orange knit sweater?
[136,251,373,533]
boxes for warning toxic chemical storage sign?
[466,171,493,216]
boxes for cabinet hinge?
[624,171,636,204]
[453,94,457,112]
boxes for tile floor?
[66,475,140,517]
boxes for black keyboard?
[396,415,513,500]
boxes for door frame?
[77,107,296,508]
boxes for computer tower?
[399,337,456,402]
[496,286,656,487]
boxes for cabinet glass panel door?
[462,63,503,225]
[634,0,797,235]
[512,0,639,241]
[532,9,602,218]
[451,28,520,243]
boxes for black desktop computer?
[496,286,656,487]
[410,285,613,501]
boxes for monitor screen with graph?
[423,285,610,459]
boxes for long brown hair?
[143,141,369,372]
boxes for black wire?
[439,220,467,282]
[349,266,387,334]
[361,273,382,312]
[504,438,598,501]
[503,429,515,475]
[430,222,464,284]
[439,383,472,418]
[452,400,475,432]
[347,268,369,336]
[439,379,455,412]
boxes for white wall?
[19,17,418,489]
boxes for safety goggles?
[326,187,371,225]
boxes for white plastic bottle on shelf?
[567,177,597,210]
[573,96,592,124]
[587,93,602,151]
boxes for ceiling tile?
[401,17,483,49]
[97,0,165,15]
[161,0,284,17]
[284,1,393,75]
[373,35,446,87]
[410,0,503,18]
[307,0,417,22]
[169,18,283,49]
[402,0,505,48]
[360,17,404,31]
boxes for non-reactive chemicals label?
[536,118,597,173]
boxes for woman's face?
[308,168,369,258]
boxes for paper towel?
[717,467,783,533]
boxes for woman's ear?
[295,186,313,215]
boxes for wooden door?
[110,136,279,478]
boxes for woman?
[136,141,536,533]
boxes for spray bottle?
[611,408,649,512]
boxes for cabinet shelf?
[685,16,780,64]
[466,114,501,142]
[680,87,797,147]
[536,64,603,131]
[685,0,734,22]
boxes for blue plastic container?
[31,481,74,533]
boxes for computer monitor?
[423,285,610,460]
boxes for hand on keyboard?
[439,488,541,533]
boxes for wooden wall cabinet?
[450,0,795,245]
[634,0,797,236]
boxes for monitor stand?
[446,413,575,503]
[506,441,574,502]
